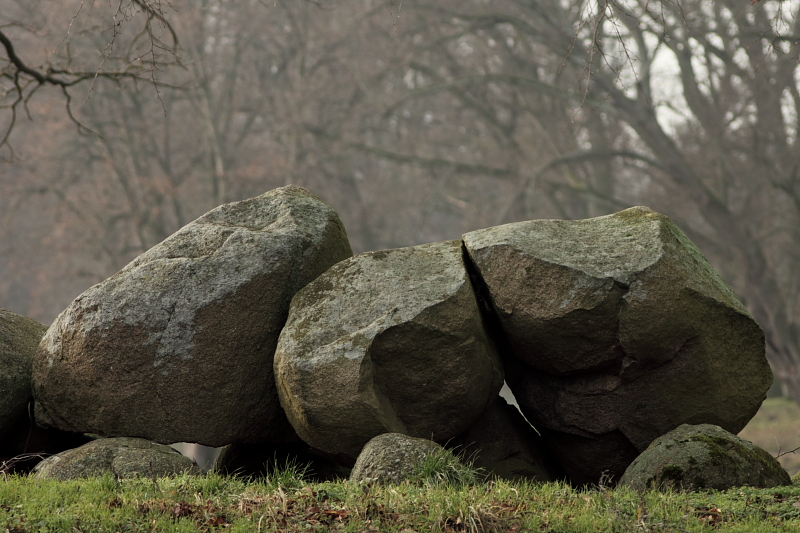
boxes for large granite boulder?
[274,240,504,459]
[0,309,47,443]
[619,424,790,491]
[349,433,450,485]
[446,396,563,482]
[463,207,771,485]
[33,186,352,446]
[33,437,202,480]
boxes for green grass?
[4,468,800,532]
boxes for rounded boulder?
[350,433,449,485]
[32,437,202,480]
[33,186,352,446]
[0,308,46,442]
[619,424,790,491]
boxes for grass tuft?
[410,444,484,488]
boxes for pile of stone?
[0,186,787,490]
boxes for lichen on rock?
[619,424,790,491]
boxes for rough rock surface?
[349,433,447,485]
[0,309,46,442]
[463,207,771,485]
[274,240,504,458]
[32,186,352,446]
[33,437,202,480]
[213,442,352,481]
[447,396,563,482]
[619,424,790,491]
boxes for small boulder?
[463,207,771,485]
[33,186,352,446]
[447,396,563,482]
[274,240,504,459]
[0,309,46,442]
[619,424,790,491]
[350,433,450,485]
[32,437,202,480]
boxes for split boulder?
[463,207,771,485]
[274,240,504,459]
[32,186,353,446]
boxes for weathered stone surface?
[0,309,47,444]
[213,442,353,481]
[619,424,790,491]
[447,396,563,482]
[274,240,503,459]
[463,207,771,485]
[350,433,446,485]
[33,186,353,446]
[33,437,202,480]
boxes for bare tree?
[373,0,800,395]
[2,0,798,402]
[0,0,179,156]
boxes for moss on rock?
[620,424,791,492]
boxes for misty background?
[1,0,799,407]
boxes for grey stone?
[32,186,352,446]
[349,433,446,485]
[619,424,790,491]
[447,396,563,482]
[33,437,202,480]
[0,309,46,442]
[463,207,771,485]
[274,240,503,459]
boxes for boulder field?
[1,187,776,486]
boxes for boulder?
[213,442,352,481]
[463,207,771,485]
[446,396,563,482]
[619,424,790,491]
[350,433,448,485]
[33,186,352,446]
[0,309,46,442]
[274,240,504,459]
[33,437,202,480]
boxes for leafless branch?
[0,0,181,155]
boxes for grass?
[739,397,800,477]
[2,401,799,532]
[4,465,800,532]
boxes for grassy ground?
[739,398,800,477]
[3,468,800,532]
[1,400,797,532]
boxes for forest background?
[1,0,799,402]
